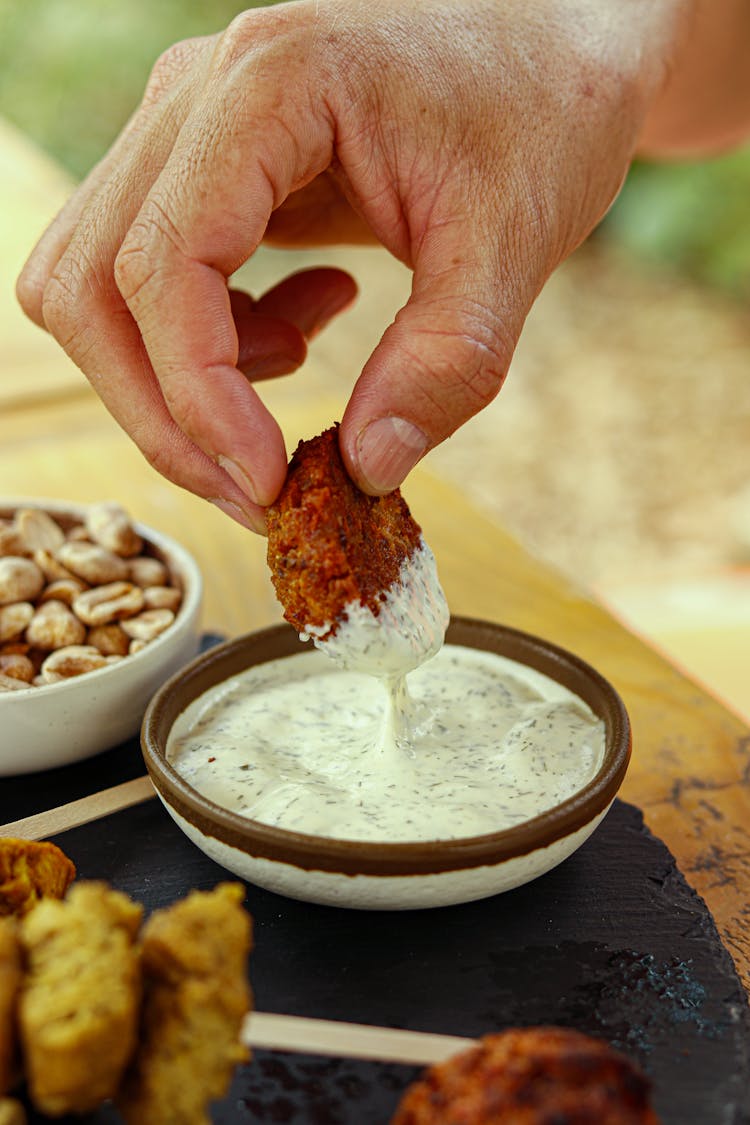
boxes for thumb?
[339,235,537,495]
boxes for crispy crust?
[266,425,422,636]
[18,882,142,1116]
[392,1027,661,1125]
[0,839,76,918]
[0,920,20,1096]
[117,883,252,1125]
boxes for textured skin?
[392,1027,661,1125]
[267,425,422,637]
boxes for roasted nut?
[0,523,25,558]
[85,502,143,558]
[38,578,87,606]
[142,586,182,612]
[0,674,29,693]
[0,504,184,689]
[65,524,90,542]
[25,601,86,652]
[56,542,129,585]
[128,556,168,587]
[72,582,144,627]
[33,550,77,584]
[120,609,174,642]
[40,646,109,682]
[0,559,45,606]
[15,508,65,555]
[87,624,130,657]
[0,603,34,644]
[0,654,34,684]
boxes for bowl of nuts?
[0,498,202,775]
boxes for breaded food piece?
[0,1098,25,1125]
[392,1026,660,1125]
[0,920,20,1095]
[19,881,142,1116]
[267,424,422,637]
[0,839,75,918]
[117,883,252,1125]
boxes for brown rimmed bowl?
[141,618,630,910]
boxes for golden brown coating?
[117,883,253,1125]
[0,1098,25,1125]
[18,881,142,1116]
[0,839,75,918]
[267,425,422,637]
[0,920,20,1095]
[391,1027,661,1125]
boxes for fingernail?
[217,456,261,506]
[210,498,267,535]
[355,417,428,493]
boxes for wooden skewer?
[242,1011,474,1066]
[2,782,475,1067]
[0,774,155,840]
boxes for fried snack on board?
[391,1026,661,1125]
[117,883,252,1125]
[0,920,20,1095]
[18,882,142,1116]
[0,840,75,918]
[0,1098,25,1125]
[267,424,422,639]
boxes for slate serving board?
[8,798,748,1124]
[3,638,749,1125]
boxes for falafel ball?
[391,1026,660,1125]
[267,425,422,638]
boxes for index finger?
[114,28,335,507]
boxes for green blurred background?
[2,0,748,299]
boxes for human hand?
[16,0,687,529]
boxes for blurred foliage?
[0,0,275,177]
[1,0,748,299]
[605,150,750,300]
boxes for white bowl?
[0,499,202,775]
[142,619,631,910]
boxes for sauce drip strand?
[167,617,606,843]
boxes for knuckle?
[115,204,184,306]
[113,235,158,306]
[144,37,205,105]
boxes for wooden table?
[3,121,749,997]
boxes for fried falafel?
[0,840,75,918]
[267,424,422,639]
[117,883,252,1125]
[391,1026,660,1125]
[18,882,142,1116]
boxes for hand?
[16,0,686,529]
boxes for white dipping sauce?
[301,538,449,678]
[167,645,605,843]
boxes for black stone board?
[11,797,748,1125]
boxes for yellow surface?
[2,118,750,992]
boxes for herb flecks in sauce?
[167,646,605,843]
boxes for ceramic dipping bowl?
[1,498,202,775]
[142,617,631,910]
